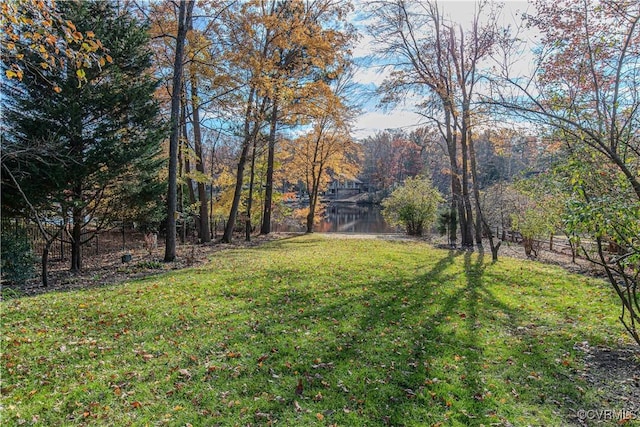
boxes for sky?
[349,1,533,140]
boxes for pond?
[273,202,400,234]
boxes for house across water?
[326,175,363,200]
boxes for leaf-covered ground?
[1,234,638,426]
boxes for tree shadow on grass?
[7,241,607,425]
[208,248,602,425]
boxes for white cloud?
[352,63,387,86]
[352,109,425,140]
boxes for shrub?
[1,227,36,284]
[382,176,443,236]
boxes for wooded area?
[1,0,639,344]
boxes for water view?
[274,203,399,234]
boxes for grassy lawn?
[1,235,633,426]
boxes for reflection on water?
[318,203,399,233]
[273,203,399,233]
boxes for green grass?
[1,235,632,426]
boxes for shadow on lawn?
[244,246,596,425]
[1,238,624,426]
[210,247,595,425]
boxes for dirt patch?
[3,232,302,298]
[571,342,640,425]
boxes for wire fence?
[1,218,148,261]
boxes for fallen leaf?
[316,413,324,421]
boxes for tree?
[381,176,443,236]
[283,77,360,233]
[1,0,109,90]
[360,130,425,196]
[490,0,640,344]
[254,0,354,235]
[163,0,194,261]
[3,0,165,273]
[368,0,500,248]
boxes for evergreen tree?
[2,0,166,272]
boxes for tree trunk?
[181,94,197,207]
[261,97,278,235]
[246,137,259,241]
[178,106,184,244]
[178,99,192,244]
[460,130,474,248]
[306,165,323,233]
[71,207,82,272]
[190,72,210,243]
[448,202,457,247]
[468,133,484,247]
[223,139,251,243]
[223,88,266,243]
[164,0,194,262]
[209,144,216,240]
[445,110,460,247]
[41,243,50,287]
[488,236,501,262]
[306,199,316,233]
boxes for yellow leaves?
[5,69,23,80]
[76,69,86,80]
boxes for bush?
[382,176,443,236]
[1,227,36,284]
